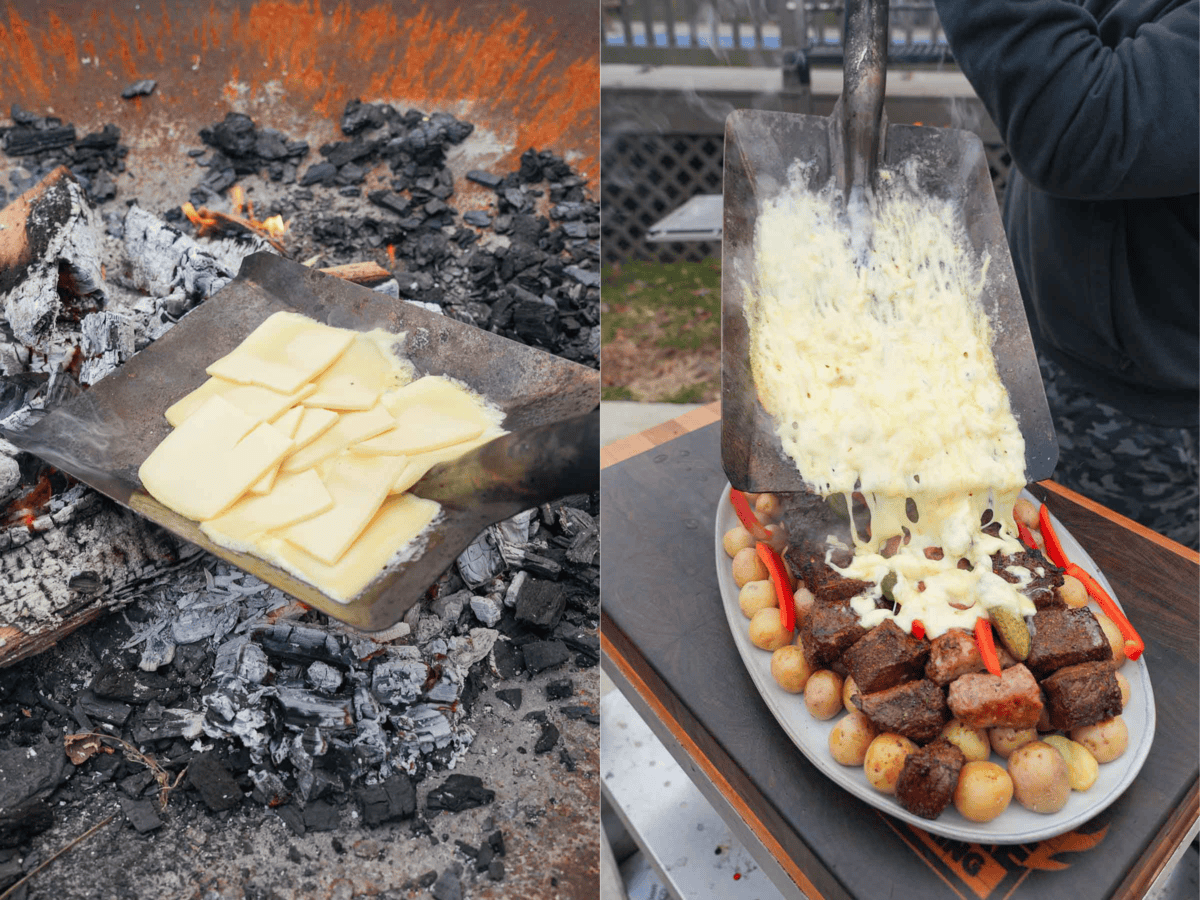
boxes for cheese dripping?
[745,163,1033,637]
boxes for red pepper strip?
[756,542,795,633]
[1037,503,1070,569]
[1015,521,1037,551]
[1064,562,1146,661]
[975,617,1002,676]
[911,619,926,640]
[730,487,770,541]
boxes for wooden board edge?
[1036,480,1200,564]
[600,613,834,900]
[1112,780,1199,899]
[600,401,720,469]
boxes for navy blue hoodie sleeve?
[934,0,1199,200]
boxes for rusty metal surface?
[6,253,599,629]
[0,0,598,186]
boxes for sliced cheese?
[166,378,315,427]
[280,405,394,473]
[389,431,498,494]
[353,406,485,456]
[379,375,503,430]
[301,335,388,411]
[248,405,306,495]
[139,395,294,521]
[280,453,410,565]
[201,470,334,548]
[206,311,355,394]
[292,407,340,451]
[264,493,440,602]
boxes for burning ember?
[181,185,288,250]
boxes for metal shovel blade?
[720,3,1056,493]
[4,252,599,630]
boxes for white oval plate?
[715,486,1156,843]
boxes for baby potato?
[755,492,781,521]
[953,761,1014,823]
[863,733,917,795]
[941,719,991,763]
[1057,574,1089,609]
[829,710,877,766]
[1013,498,1040,531]
[723,525,755,558]
[1115,670,1131,708]
[793,586,816,630]
[764,521,791,555]
[771,644,813,693]
[842,675,861,714]
[732,547,769,587]
[1008,741,1071,814]
[1093,612,1127,667]
[1041,735,1100,791]
[748,607,791,652]
[1071,716,1129,764]
[805,670,844,720]
[989,725,1038,759]
[739,580,777,619]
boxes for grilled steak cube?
[1041,661,1123,730]
[946,663,1044,728]
[784,540,873,605]
[925,628,987,685]
[1026,607,1112,676]
[895,738,965,819]
[842,619,930,694]
[991,548,1066,610]
[852,679,948,744]
[800,600,868,670]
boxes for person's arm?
[935,0,1199,200]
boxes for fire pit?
[0,2,599,897]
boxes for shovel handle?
[841,0,890,195]
[412,409,600,511]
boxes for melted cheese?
[747,167,1029,636]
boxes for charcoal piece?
[0,800,53,848]
[341,98,386,135]
[545,679,574,700]
[853,679,948,744]
[488,859,505,881]
[321,138,379,168]
[522,550,564,579]
[799,601,868,670]
[431,111,473,143]
[1026,607,1111,676]
[475,842,494,871]
[300,161,338,187]
[121,79,157,99]
[357,772,416,826]
[492,640,524,678]
[426,775,494,813]
[201,112,257,158]
[202,164,237,193]
[303,800,340,832]
[0,738,67,811]
[488,829,505,854]
[368,189,410,217]
[463,210,491,227]
[187,752,243,811]
[274,803,306,836]
[466,169,502,188]
[336,162,366,185]
[249,769,291,807]
[431,868,462,900]
[842,619,930,694]
[424,198,449,216]
[495,688,522,711]
[470,595,502,627]
[534,722,560,754]
[895,738,965,819]
[562,221,588,239]
[119,796,163,833]
[517,149,543,182]
[563,265,600,288]
[561,706,599,724]
[118,769,156,801]
[946,664,1044,729]
[254,130,290,160]
[129,702,204,743]
[991,548,1065,608]
[2,124,76,155]
[521,640,570,673]
[515,578,567,630]
[1040,661,1123,730]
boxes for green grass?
[602,385,636,401]
[600,258,722,353]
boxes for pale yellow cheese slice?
[280,453,410,565]
[379,375,503,430]
[352,406,485,456]
[206,312,355,394]
[248,405,306,495]
[292,407,340,450]
[280,405,394,473]
[166,378,315,427]
[201,470,334,549]
[388,431,498,494]
[264,493,440,602]
[301,335,388,411]
[139,395,294,521]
